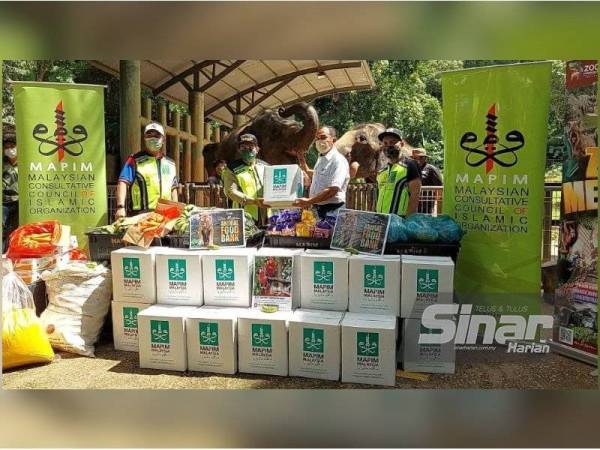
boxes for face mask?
[315,140,331,154]
[241,150,257,163]
[145,137,164,152]
[384,145,400,159]
[4,147,17,159]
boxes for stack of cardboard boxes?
[109,244,456,385]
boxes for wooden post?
[183,115,192,183]
[189,90,205,182]
[119,60,141,163]
[232,114,244,129]
[159,103,168,128]
[204,121,212,142]
[214,126,221,143]
[142,97,152,121]
[172,110,181,179]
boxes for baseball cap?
[144,122,165,136]
[412,148,427,157]
[238,133,258,145]
[378,127,402,142]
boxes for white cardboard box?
[155,248,204,306]
[341,312,397,386]
[264,164,304,207]
[111,247,157,304]
[186,306,240,374]
[400,256,454,319]
[402,318,456,374]
[202,248,256,307]
[112,301,151,352]
[300,250,349,312]
[237,310,291,376]
[348,255,401,316]
[253,248,303,311]
[138,305,196,371]
[289,309,344,381]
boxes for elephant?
[203,102,319,176]
[335,123,414,182]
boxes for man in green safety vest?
[375,127,421,216]
[115,122,179,218]
[222,133,269,224]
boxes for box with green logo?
[202,248,256,307]
[400,256,454,319]
[110,247,158,304]
[289,309,344,381]
[300,250,349,311]
[341,312,397,386]
[137,305,196,371]
[186,306,240,374]
[264,164,304,207]
[348,255,401,316]
[237,310,291,376]
[401,318,455,374]
[111,301,151,352]
[155,248,205,306]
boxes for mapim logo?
[459,103,525,174]
[33,101,88,162]
[419,304,552,353]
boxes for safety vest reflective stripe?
[233,165,260,220]
[130,155,177,211]
[376,163,410,216]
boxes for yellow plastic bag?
[2,271,54,370]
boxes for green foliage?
[315,59,566,174]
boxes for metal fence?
[107,182,562,260]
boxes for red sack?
[69,248,88,261]
[7,220,62,259]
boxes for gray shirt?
[309,147,350,205]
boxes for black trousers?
[314,202,345,220]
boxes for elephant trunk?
[278,102,319,165]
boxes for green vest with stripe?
[228,159,264,221]
[376,162,411,216]
[129,152,177,212]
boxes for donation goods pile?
[110,245,456,386]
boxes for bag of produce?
[7,220,62,259]
[40,262,112,357]
[432,215,464,243]
[2,263,54,370]
[405,214,439,242]
[387,214,409,243]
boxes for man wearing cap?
[295,125,350,219]
[412,148,443,187]
[3,126,19,247]
[412,147,442,214]
[375,127,421,216]
[222,133,269,224]
[115,122,179,219]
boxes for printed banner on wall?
[554,60,597,356]
[441,62,552,316]
[13,82,108,245]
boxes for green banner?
[441,62,552,316]
[13,82,108,246]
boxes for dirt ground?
[2,341,595,389]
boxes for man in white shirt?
[296,126,350,219]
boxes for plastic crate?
[164,230,265,249]
[384,241,460,262]
[86,232,162,263]
[86,232,126,263]
[263,234,331,249]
